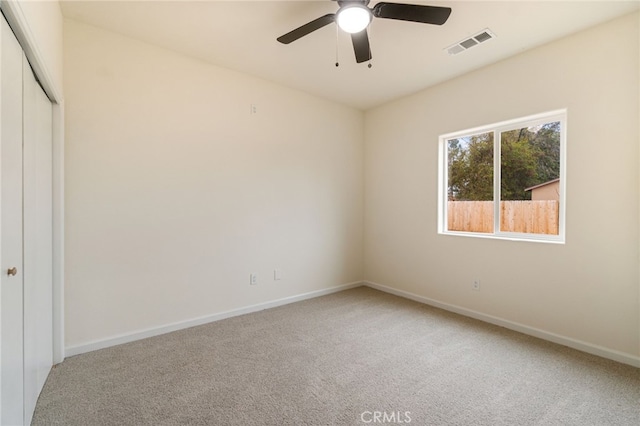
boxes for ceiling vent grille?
[445,29,496,55]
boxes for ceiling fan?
[277,0,452,64]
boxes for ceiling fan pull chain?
[368,21,373,68]
[335,24,340,67]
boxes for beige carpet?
[33,287,640,425]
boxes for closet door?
[1,13,53,425]
[0,13,25,426]
[23,54,53,424]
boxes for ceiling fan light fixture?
[336,4,372,34]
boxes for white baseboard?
[66,280,640,368]
[364,280,640,368]
[65,281,363,357]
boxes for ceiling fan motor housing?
[336,0,371,6]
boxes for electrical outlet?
[274,269,281,281]
[472,279,480,291]
[250,273,257,285]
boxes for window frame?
[438,109,567,244]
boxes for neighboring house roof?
[525,178,560,192]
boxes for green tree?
[530,121,560,184]
[500,128,538,200]
[448,122,560,201]
[448,132,493,201]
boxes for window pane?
[447,132,494,233]
[500,122,560,235]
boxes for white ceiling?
[60,0,640,110]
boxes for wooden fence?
[447,200,559,235]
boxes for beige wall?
[63,20,364,348]
[364,13,639,358]
[64,12,639,362]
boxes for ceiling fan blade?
[277,13,336,44]
[372,2,452,25]
[351,29,372,63]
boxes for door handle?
[7,267,17,276]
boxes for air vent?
[459,38,478,49]
[445,28,496,56]
[474,31,493,43]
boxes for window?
[438,110,566,243]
